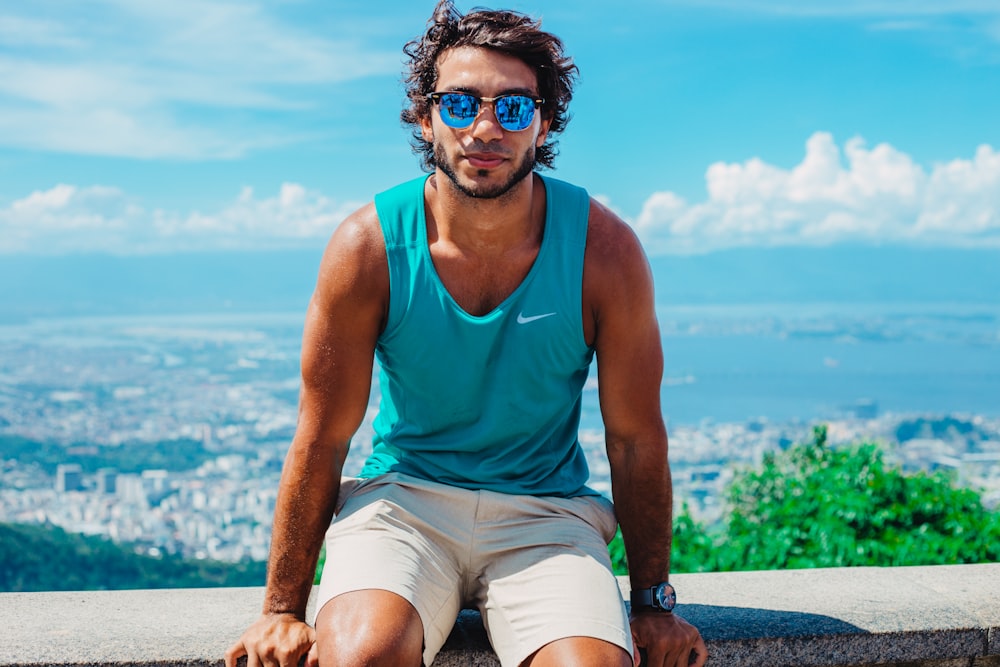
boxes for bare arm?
[226,203,388,667]
[584,201,706,667]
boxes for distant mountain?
[0,522,266,592]
[2,245,997,322]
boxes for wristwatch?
[630,581,677,613]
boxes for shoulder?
[581,198,656,343]
[325,202,383,260]
[313,202,388,312]
[584,198,653,293]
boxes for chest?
[430,245,540,317]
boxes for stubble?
[434,141,537,200]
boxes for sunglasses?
[426,92,545,132]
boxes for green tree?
[718,425,1000,570]
[610,425,1000,575]
[0,434,213,476]
[608,502,715,576]
[0,522,266,592]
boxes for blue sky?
[1,0,998,256]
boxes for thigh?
[314,474,470,665]
[475,494,633,667]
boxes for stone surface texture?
[1,564,997,666]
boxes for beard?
[434,140,537,200]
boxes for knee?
[522,637,632,667]
[315,591,424,667]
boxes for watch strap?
[630,587,656,608]
[630,582,675,613]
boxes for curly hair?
[401,0,578,171]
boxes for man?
[227,1,707,666]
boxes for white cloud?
[633,132,1000,254]
[7,134,998,256]
[0,1,401,158]
[0,183,362,254]
[918,144,1000,235]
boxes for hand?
[225,613,318,667]
[630,611,707,667]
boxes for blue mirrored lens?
[495,96,535,131]
[439,93,477,128]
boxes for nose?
[469,100,505,142]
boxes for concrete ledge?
[1,564,997,666]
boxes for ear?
[420,113,434,143]
[535,115,551,149]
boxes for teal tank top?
[359,174,597,497]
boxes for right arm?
[226,203,388,667]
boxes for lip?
[465,153,506,169]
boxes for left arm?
[583,200,707,667]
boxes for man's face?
[421,46,550,200]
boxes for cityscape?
[2,311,999,564]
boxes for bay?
[2,300,998,437]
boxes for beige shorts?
[314,472,632,667]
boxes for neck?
[426,171,544,256]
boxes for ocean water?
[659,333,1000,424]
[584,301,1000,428]
[2,301,998,433]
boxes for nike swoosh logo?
[517,312,557,324]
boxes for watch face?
[655,583,677,611]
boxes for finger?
[304,640,320,667]
[691,637,709,667]
[224,641,247,667]
[276,646,301,667]
[644,644,667,667]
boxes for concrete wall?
[3,563,998,666]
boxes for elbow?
[286,422,354,474]
[605,429,668,471]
